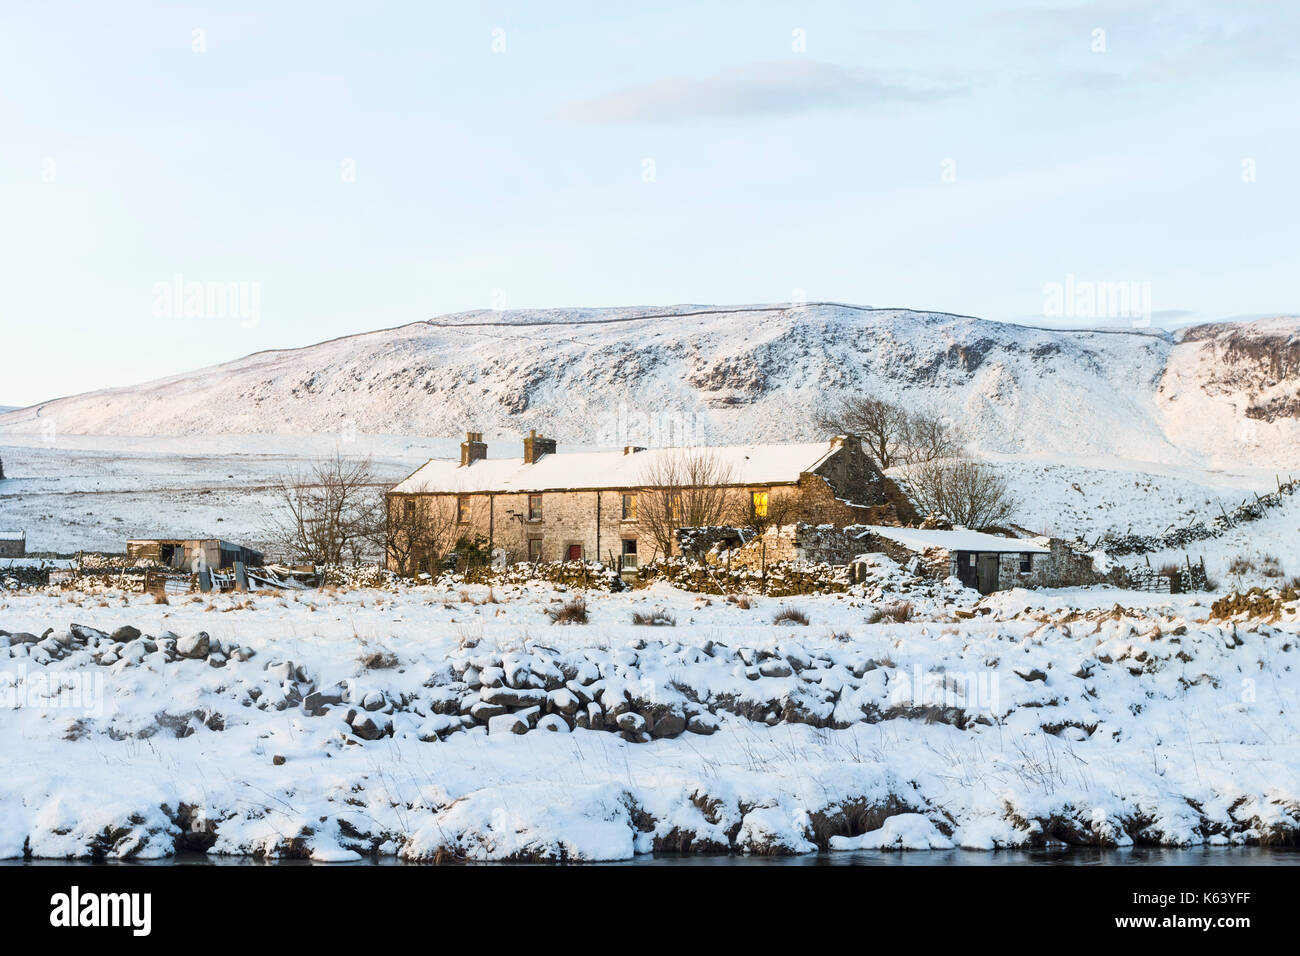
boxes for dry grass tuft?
[360,650,399,669]
[772,608,809,626]
[548,596,589,625]
[631,609,676,626]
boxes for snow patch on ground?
[0,581,1296,861]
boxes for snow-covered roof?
[861,525,1050,554]
[0,530,25,541]
[391,441,840,495]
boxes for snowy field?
[0,577,1297,861]
[0,434,452,555]
[3,434,1298,585]
[3,433,1298,862]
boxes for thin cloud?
[553,59,969,125]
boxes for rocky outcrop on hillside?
[2,304,1297,466]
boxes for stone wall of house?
[412,489,642,568]
[794,473,899,526]
[386,438,903,574]
[810,437,881,504]
[689,523,921,574]
[1017,538,1104,588]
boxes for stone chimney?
[460,431,486,467]
[623,445,646,455]
[523,429,557,464]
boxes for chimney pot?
[523,431,557,464]
[460,431,487,467]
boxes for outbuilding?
[858,526,1052,594]
[126,538,263,571]
[0,530,25,558]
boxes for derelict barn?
[861,526,1054,594]
[0,531,25,558]
[126,538,264,571]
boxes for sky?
[2,0,1298,408]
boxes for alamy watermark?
[889,665,1000,715]
[0,663,103,716]
[595,401,705,449]
[1042,273,1151,327]
[151,274,261,328]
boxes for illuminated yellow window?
[751,491,769,518]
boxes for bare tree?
[264,454,385,566]
[637,449,735,559]
[900,406,964,463]
[384,494,459,576]
[817,394,963,467]
[816,395,910,469]
[902,457,1017,529]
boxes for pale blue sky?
[2,1,1297,407]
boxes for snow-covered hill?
[3,304,1297,467]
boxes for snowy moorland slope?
[0,579,1297,861]
[3,304,1298,467]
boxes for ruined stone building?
[0,530,25,559]
[386,431,899,573]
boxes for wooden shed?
[126,538,263,570]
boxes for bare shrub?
[1227,556,1256,576]
[879,601,914,623]
[1259,555,1284,578]
[631,609,676,626]
[265,453,387,566]
[726,594,753,610]
[386,494,459,577]
[360,650,398,669]
[548,596,589,625]
[773,607,809,626]
[903,458,1017,529]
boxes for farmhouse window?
[751,490,769,518]
[1019,553,1032,573]
[456,495,469,523]
[622,493,637,521]
[621,538,638,569]
[528,537,543,562]
[528,494,543,521]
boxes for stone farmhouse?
[386,431,901,574]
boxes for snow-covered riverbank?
[1,581,1297,861]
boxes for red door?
[567,544,583,561]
